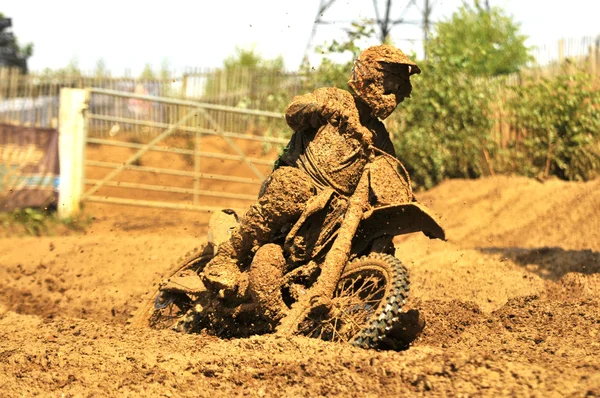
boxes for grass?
[0,207,92,237]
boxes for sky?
[3,0,600,75]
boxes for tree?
[203,47,286,110]
[426,1,531,76]
[159,58,170,81]
[39,57,82,79]
[63,58,82,76]
[223,47,284,71]
[506,70,600,181]
[304,19,376,89]
[0,14,33,73]
[387,2,533,188]
[139,63,156,80]
[94,58,110,78]
[392,65,498,189]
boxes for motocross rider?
[203,45,421,314]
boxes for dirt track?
[1,174,600,397]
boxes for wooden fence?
[1,36,599,145]
[529,37,599,76]
[488,38,599,153]
[0,66,306,138]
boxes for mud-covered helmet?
[348,45,421,119]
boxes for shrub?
[506,69,600,181]
[392,63,498,190]
[427,3,531,77]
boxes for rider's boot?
[203,201,272,295]
[247,243,288,320]
[203,241,244,295]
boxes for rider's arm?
[285,88,373,145]
[285,87,343,131]
[285,92,324,131]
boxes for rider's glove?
[320,103,373,147]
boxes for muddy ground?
[1,143,600,397]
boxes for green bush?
[0,207,91,237]
[427,3,531,76]
[506,69,600,181]
[392,63,498,190]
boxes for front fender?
[352,202,446,255]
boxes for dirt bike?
[132,151,445,349]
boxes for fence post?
[558,39,565,62]
[58,88,90,219]
[590,44,598,76]
[181,72,188,98]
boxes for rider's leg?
[247,243,288,319]
[204,166,315,293]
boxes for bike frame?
[276,167,371,335]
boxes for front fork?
[276,168,371,335]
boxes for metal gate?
[83,88,288,212]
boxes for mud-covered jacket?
[277,87,396,196]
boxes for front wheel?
[303,252,410,348]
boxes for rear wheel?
[129,244,214,330]
[303,252,410,348]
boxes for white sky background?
[3,0,600,75]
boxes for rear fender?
[207,209,239,252]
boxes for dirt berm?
[1,175,599,397]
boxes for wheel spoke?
[332,317,340,341]
[340,308,364,337]
[332,324,344,342]
[307,322,324,339]
[363,286,385,302]
[351,278,377,298]
[336,275,360,298]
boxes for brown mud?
[1,158,600,396]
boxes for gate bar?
[89,88,284,119]
[85,195,246,214]
[87,114,289,144]
[85,160,262,185]
[196,107,265,180]
[84,108,199,198]
[86,138,275,166]
[84,179,257,201]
